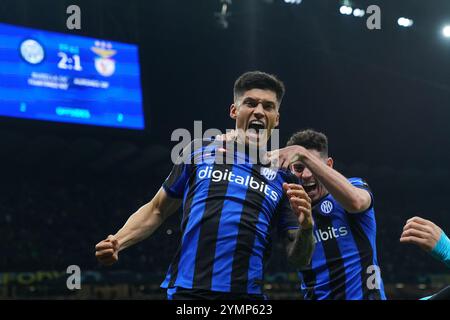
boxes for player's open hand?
[400,216,442,252]
[283,183,313,230]
[95,235,119,266]
[267,145,307,169]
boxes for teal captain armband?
[430,231,450,268]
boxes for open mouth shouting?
[302,181,318,197]
[246,120,267,142]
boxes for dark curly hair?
[233,71,285,104]
[286,129,329,157]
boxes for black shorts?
[167,287,267,300]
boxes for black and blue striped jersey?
[160,139,299,294]
[299,178,386,300]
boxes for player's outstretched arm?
[95,187,181,266]
[400,216,450,268]
[283,183,315,269]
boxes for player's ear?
[230,104,237,120]
[327,157,334,168]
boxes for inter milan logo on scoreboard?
[91,41,117,77]
[320,200,334,215]
[20,39,45,65]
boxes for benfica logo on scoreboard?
[91,41,116,77]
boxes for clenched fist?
[400,216,442,252]
[95,235,119,266]
[283,183,313,230]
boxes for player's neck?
[312,191,330,206]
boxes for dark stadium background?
[0,0,449,299]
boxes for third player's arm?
[114,187,181,252]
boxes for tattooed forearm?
[286,228,315,269]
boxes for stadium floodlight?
[397,17,414,27]
[352,8,365,17]
[284,0,303,4]
[443,25,450,38]
[339,5,353,15]
[215,0,232,29]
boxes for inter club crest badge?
[320,200,334,215]
[260,167,277,181]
